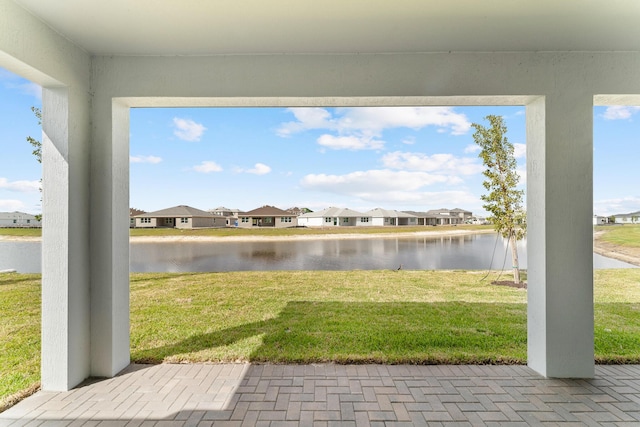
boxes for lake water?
[1,233,636,273]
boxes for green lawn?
[0,228,42,237]
[2,269,640,410]
[596,224,640,248]
[0,224,493,238]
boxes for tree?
[472,115,526,284]
[27,106,42,163]
[27,106,42,221]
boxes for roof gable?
[137,205,212,217]
[243,205,291,216]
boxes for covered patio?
[2,0,640,402]
[2,363,639,425]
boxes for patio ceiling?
[12,0,640,56]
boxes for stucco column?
[41,87,92,390]
[526,95,594,378]
[89,96,131,377]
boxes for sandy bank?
[593,231,640,267]
[129,228,496,243]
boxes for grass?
[0,228,42,237]
[596,224,640,248]
[3,268,640,409]
[0,224,493,238]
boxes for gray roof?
[135,205,213,218]
[365,208,417,218]
[243,205,291,216]
[299,207,366,218]
[0,211,40,220]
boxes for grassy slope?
[596,224,640,248]
[3,269,640,408]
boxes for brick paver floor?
[1,363,639,426]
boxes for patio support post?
[526,95,594,378]
[41,86,92,390]
[89,95,131,377]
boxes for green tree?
[27,106,42,163]
[27,106,42,221]
[472,115,526,284]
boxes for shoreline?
[593,231,640,267]
[0,228,495,243]
[5,229,640,266]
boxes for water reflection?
[1,233,637,273]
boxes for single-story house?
[0,211,42,228]
[402,208,473,226]
[134,205,225,228]
[297,207,370,227]
[129,208,145,228]
[593,215,609,225]
[612,211,640,224]
[365,208,418,226]
[237,205,298,228]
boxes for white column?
[526,95,594,378]
[41,87,92,390]
[90,98,131,377]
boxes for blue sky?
[1,67,639,217]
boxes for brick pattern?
[1,364,639,426]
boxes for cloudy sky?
[1,67,639,217]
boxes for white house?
[593,215,608,225]
[0,211,41,228]
[612,211,640,224]
[5,0,640,389]
[365,208,418,226]
[298,207,368,227]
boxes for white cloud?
[277,106,471,138]
[246,163,272,175]
[594,196,640,217]
[464,144,481,154]
[173,117,206,141]
[0,177,40,193]
[317,134,384,151]
[0,199,26,211]
[301,169,461,195]
[381,151,483,176]
[402,136,416,145]
[193,161,223,173]
[602,106,640,120]
[513,143,526,159]
[130,155,162,164]
[0,69,42,100]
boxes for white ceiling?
[12,0,640,56]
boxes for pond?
[1,233,636,273]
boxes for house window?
[165,218,174,225]
[241,217,249,223]
[360,217,369,223]
[26,219,30,224]
[12,219,16,224]
[343,218,349,223]
[264,217,272,224]
[140,218,151,224]
[325,217,332,223]
[280,217,292,223]
[181,217,188,223]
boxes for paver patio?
[1,363,639,426]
